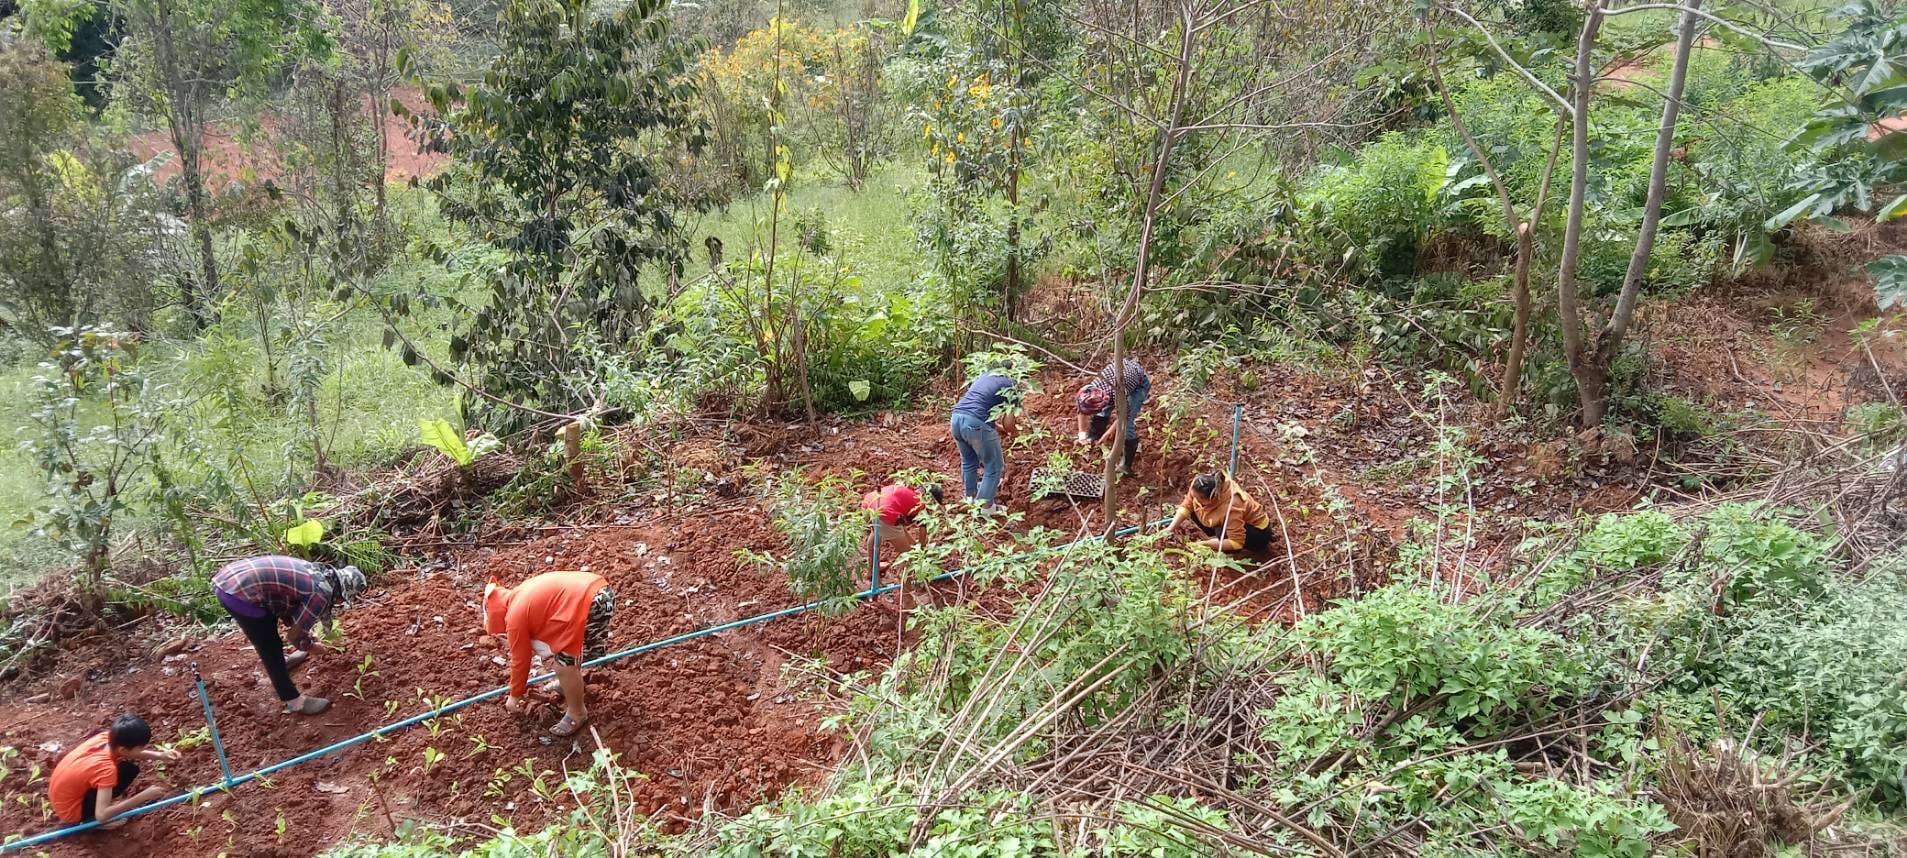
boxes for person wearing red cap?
[861,483,944,571]
[482,571,614,737]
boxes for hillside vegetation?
[1,0,1906,854]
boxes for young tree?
[0,40,165,342]
[90,0,322,325]
[19,329,171,609]
[411,0,705,430]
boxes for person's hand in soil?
[99,786,170,829]
[503,694,522,713]
[133,746,183,764]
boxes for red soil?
[3,327,1877,854]
[128,88,447,190]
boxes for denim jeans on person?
[1095,377,1149,437]
[949,411,1006,503]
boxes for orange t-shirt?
[499,571,608,696]
[49,732,118,823]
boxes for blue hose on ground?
[1,519,1160,852]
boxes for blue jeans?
[1093,378,1150,438]
[950,412,1006,503]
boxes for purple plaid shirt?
[1092,359,1148,396]
[211,556,334,648]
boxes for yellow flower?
[991,116,1002,129]
[956,132,965,144]
[923,122,933,139]
[945,151,956,164]
[967,82,992,100]
[947,74,959,90]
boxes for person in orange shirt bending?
[482,571,615,738]
[47,714,182,829]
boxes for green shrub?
[1303,134,1448,276]
[1847,401,1906,449]
[1303,585,1585,725]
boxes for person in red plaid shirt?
[211,556,368,715]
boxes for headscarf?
[481,580,513,635]
[329,565,368,605]
[1077,385,1112,414]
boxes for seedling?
[421,746,445,775]
[384,699,401,718]
[468,734,494,758]
[348,654,378,700]
[174,726,211,750]
[274,807,288,839]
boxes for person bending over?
[48,714,182,830]
[484,571,615,738]
[862,482,944,570]
[1168,471,1274,553]
[949,368,1021,512]
[212,555,368,715]
[1074,358,1151,478]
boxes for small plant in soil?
[274,806,288,839]
[467,734,493,758]
[174,726,211,750]
[420,746,444,775]
[348,654,378,700]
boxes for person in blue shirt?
[949,369,1021,512]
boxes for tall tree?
[411,0,705,430]
[0,39,164,341]
[91,0,321,324]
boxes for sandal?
[285,650,309,672]
[285,695,330,715]
[549,713,589,737]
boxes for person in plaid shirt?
[211,556,368,715]
[1074,358,1152,477]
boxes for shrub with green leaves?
[1302,584,1586,726]
[743,469,866,613]
[1302,134,1448,276]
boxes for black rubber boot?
[1121,436,1140,476]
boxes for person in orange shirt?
[482,571,615,738]
[47,714,181,829]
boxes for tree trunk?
[1555,0,1606,427]
[1604,0,1700,359]
[1101,10,1195,529]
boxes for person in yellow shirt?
[1167,471,1274,552]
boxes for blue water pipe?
[1,518,1161,853]
[188,663,233,788]
[1,404,1259,853]
[869,516,881,591]
[1228,404,1243,477]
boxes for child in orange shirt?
[48,714,181,828]
[482,571,615,737]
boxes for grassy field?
[685,160,929,291]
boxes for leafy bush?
[1303,134,1448,276]
[1302,584,1585,726]
[743,469,866,613]
[1847,401,1906,449]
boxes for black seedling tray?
[1029,468,1105,500]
